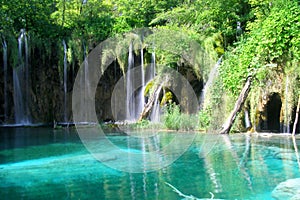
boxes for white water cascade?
[149,52,160,122]
[126,42,135,121]
[123,42,161,122]
[149,52,156,81]
[2,40,8,123]
[13,29,31,125]
[124,46,160,122]
[81,43,90,123]
[284,75,290,133]
[62,40,68,123]
[150,92,161,122]
[138,46,145,118]
[200,56,223,108]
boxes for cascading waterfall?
[200,56,223,108]
[13,29,31,125]
[2,39,8,123]
[62,40,68,123]
[145,52,156,83]
[126,42,135,121]
[150,93,161,123]
[137,46,145,119]
[149,52,161,122]
[84,45,89,98]
[125,41,151,122]
[244,109,251,130]
[82,43,90,122]
[150,52,156,81]
[124,47,159,122]
[284,75,290,133]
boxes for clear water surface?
[0,127,299,200]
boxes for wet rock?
[272,178,300,200]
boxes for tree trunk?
[292,95,300,136]
[219,76,252,134]
[138,84,163,121]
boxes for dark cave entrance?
[266,93,282,132]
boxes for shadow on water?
[0,127,80,151]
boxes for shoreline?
[1,123,300,138]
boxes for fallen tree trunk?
[292,95,300,136]
[219,76,252,134]
[138,84,163,121]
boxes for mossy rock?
[144,80,154,96]
[161,91,173,105]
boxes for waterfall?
[200,56,223,108]
[284,75,290,133]
[149,52,160,122]
[81,43,89,122]
[84,45,89,99]
[13,29,31,125]
[244,109,251,130]
[126,42,135,121]
[150,52,160,122]
[138,47,145,118]
[149,52,159,122]
[124,46,159,122]
[150,99,160,123]
[62,40,68,123]
[2,39,8,123]
[150,52,156,80]
[125,42,148,122]
[145,52,156,83]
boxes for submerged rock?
[272,178,300,200]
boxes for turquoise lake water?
[0,127,299,199]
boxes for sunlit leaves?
[220,0,300,96]
[1,0,55,36]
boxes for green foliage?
[179,113,199,131]
[145,27,192,66]
[1,31,19,68]
[129,119,163,130]
[220,0,300,96]
[133,119,150,129]
[163,103,181,130]
[162,103,198,131]
[151,0,251,47]
[111,0,183,33]
[198,109,211,130]
[144,26,209,78]
[1,0,57,37]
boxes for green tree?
[1,0,56,37]
[111,0,184,34]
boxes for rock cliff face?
[251,71,297,133]
[0,41,59,124]
[0,38,124,125]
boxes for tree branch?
[219,76,252,134]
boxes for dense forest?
[0,0,300,133]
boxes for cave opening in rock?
[266,93,282,132]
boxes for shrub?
[198,109,211,130]
[162,103,198,131]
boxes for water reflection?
[0,129,300,199]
